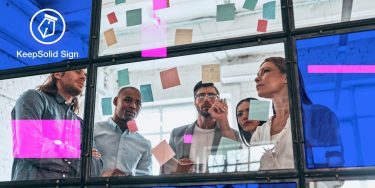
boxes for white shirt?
[250,116,294,170]
[189,124,215,171]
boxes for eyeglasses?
[194,93,219,100]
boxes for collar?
[107,118,127,134]
[54,92,68,104]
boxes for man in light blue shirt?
[94,87,152,176]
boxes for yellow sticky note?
[175,29,193,45]
[103,28,117,47]
[202,64,221,83]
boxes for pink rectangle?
[308,65,375,73]
[184,134,193,143]
[12,120,81,158]
[127,120,139,133]
[142,47,167,57]
[153,0,168,10]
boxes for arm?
[208,99,237,141]
[135,140,152,176]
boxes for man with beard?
[93,87,152,176]
[166,81,239,173]
[11,70,102,180]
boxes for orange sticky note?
[104,28,117,46]
[107,12,118,24]
[151,140,175,166]
[257,19,268,32]
[175,29,193,45]
[160,67,181,89]
[127,120,138,133]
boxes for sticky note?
[127,120,138,133]
[160,67,181,89]
[153,0,169,11]
[101,97,112,115]
[216,3,236,22]
[142,20,167,57]
[184,134,193,143]
[202,64,221,83]
[249,99,270,121]
[126,8,142,26]
[118,69,130,88]
[103,28,117,47]
[243,0,258,11]
[141,47,167,57]
[107,12,118,24]
[216,137,241,155]
[115,0,126,5]
[257,19,268,32]
[263,1,276,20]
[140,84,154,102]
[175,29,193,45]
[152,140,175,165]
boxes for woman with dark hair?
[236,97,266,147]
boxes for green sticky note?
[126,8,142,26]
[263,1,276,20]
[140,84,154,102]
[243,0,258,11]
[217,137,241,155]
[216,3,235,22]
[101,97,112,115]
[249,99,270,121]
[117,69,130,88]
[115,0,125,5]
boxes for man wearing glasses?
[94,87,152,176]
[166,81,239,173]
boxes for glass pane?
[0,0,92,70]
[294,0,375,28]
[0,69,88,181]
[92,43,289,178]
[110,182,297,188]
[296,29,375,168]
[309,179,375,188]
[98,0,283,56]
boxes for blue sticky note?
[126,8,142,26]
[115,0,125,5]
[101,97,112,115]
[263,1,276,20]
[140,84,154,102]
[216,3,236,22]
[217,137,241,154]
[249,100,270,121]
[243,0,258,11]
[118,69,130,88]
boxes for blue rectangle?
[0,0,92,70]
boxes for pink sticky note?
[127,120,138,133]
[257,19,268,32]
[107,12,118,24]
[12,120,81,158]
[160,67,181,89]
[151,140,175,165]
[142,47,167,57]
[153,0,169,10]
[184,134,193,143]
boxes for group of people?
[10,57,343,180]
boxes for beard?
[196,105,211,117]
[63,83,82,97]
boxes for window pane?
[0,0,92,70]
[92,43,289,178]
[98,0,283,56]
[0,69,88,181]
[296,29,375,168]
[109,182,297,188]
[294,0,375,28]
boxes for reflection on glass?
[294,0,375,28]
[297,29,375,168]
[99,0,283,56]
[309,180,375,188]
[144,182,297,188]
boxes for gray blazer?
[169,121,240,160]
